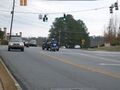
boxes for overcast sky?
[0,0,119,37]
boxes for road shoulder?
[0,58,22,90]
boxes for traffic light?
[20,0,27,6]
[63,14,66,20]
[115,2,119,10]
[43,15,45,22]
[109,6,113,13]
[24,0,27,6]
[43,15,48,22]
[64,14,66,18]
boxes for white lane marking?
[46,51,120,63]
[80,53,120,63]
[86,50,120,54]
[94,54,117,57]
[41,52,120,79]
[41,50,120,63]
[99,63,120,66]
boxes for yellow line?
[42,52,120,79]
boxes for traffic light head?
[20,0,27,6]
[63,14,66,19]
[109,6,113,13]
[43,15,48,22]
[115,2,119,10]
[43,17,46,22]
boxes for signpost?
[81,39,85,48]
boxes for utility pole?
[59,30,61,47]
[10,0,15,39]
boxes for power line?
[0,6,109,15]
[0,14,49,29]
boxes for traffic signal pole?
[10,0,15,39]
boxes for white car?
[8,36,24,51]
[74,45,81,49]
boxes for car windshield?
[10,37,22,42]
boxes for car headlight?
[20,43,24,46]
[9,42,13,46]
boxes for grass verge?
[0,59,17,90]
[88,46,120,51]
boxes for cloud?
[0,0,119,37]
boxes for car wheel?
[21,48,24,52]
[47,48,49,50]
[8,47,10,51]
[42,47,45,50]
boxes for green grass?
[88,46,120,51]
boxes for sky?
[0,0,119,37]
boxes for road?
[0,45,120,90]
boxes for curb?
[0,78,4,90]
[0,58,22,90]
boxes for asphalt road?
[0,45,120,90]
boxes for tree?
[0,30,4,40]
[104,16,120,46]
[49,14,90,48]
[117,27,120,40]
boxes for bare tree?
[117,26,120,41]
[104,18,117,44]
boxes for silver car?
[8,36,24,51]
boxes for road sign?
[81,39,85,45]
[20,0,27,6]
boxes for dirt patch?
[0,60,17,90]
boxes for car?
[29,40,37,47]
[50,40,59,51]
[42,39,59,51]
[24,41,29,47]
[8,36,24,51]
[74,45,81,49]
[42,41,47,50]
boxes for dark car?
[42,41,50,50]
[50,40,59,51]
[42,39,59,51]
[24,41,29,47]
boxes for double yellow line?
[41,52,120,79]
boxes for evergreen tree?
[49,14,90,48]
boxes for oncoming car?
[8,36,24,51]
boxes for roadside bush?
[1,40,8,45]
[111,40,120,46]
